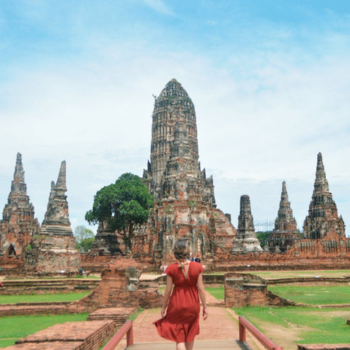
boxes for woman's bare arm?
[161,275,173,317]
[197,273,208,320]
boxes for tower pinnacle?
[0,153,39,256]
[55,161,67,191]
[269,181,300,252]
[304,153,345,239]
[143,79,198,197]
[231,195,262,253]
[140,80,236,259]
[13,153,25,184]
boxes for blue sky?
[1,0,350,234]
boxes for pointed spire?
[55,161,67,191]
[13,153,25,184]
[304,152,345,239]
[238,195,254,231]
[49,181,55,201]
[314,152,329,193]
[273,181,298,232]
[280,181,289,203]
[42,161,71,229]
[282,180,287,192]
[232,195,262,253]
[161,79,190,99]
[9,152,27,197]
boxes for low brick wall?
[8,320,116,350]
[0,279,100,295]
[224,273,297,308]
[154,273,225,286]
[73,259,163,312]
[266,276,350,285]
[0,302,86,317]
[87,307,135,326]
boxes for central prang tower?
[142,79,236,260]
[143,79,200,199]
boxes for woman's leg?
[176,343,186,350]
[185,341,194,350]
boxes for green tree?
[74,225,95,252]
[85,173,153,251]
[256,231,271,248]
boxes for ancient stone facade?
[92,221,123,255]
[224,273,298,308]
[24,161,81,275]
[269,181,301,252]
[0,153,39,257]
[304,153,345,239]
[231,195,262,253]
[141,79,236,261]
[73,258,162,310]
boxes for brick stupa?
[92,221,122,255]
[0,153,39,257]
[24,161,81,274]
[303,153,345,239]
[231,195,262,253]
[141,79,236,260]
[269,181,301,252]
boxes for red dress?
[154,261,204,343]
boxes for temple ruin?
[24,161,81,275]
[231,195,262,253]
[304,153,345,239]
[0,153,39,257]
[140,79,236,260]
[92,221,123,255]
[268,181,301,252]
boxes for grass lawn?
[235,306,350,350]
[205,270,350,278]
[0,292,90,304]
[205,285,350,305]
[129,307,145,321]
[0,313,89,348]
[269,285,350,305]
[251,270,350,279]
[206,287,224,300]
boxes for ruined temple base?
[7,320,116,350]
[24,235,81,276]
[87,307,136,326]
[72,258,163,311]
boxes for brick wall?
[224,273,296,308]
[72,258,163,311]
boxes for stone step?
[127,340,251,350]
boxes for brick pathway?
[115,293,262,350]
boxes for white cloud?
[0,33,350,236]
[141,0,175,16]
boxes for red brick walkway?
[115,292,263,350]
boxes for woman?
[154,239,208,350]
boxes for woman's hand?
[203,307,208,320]
[161,307,166,318]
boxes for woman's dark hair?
[174,239,190,260]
